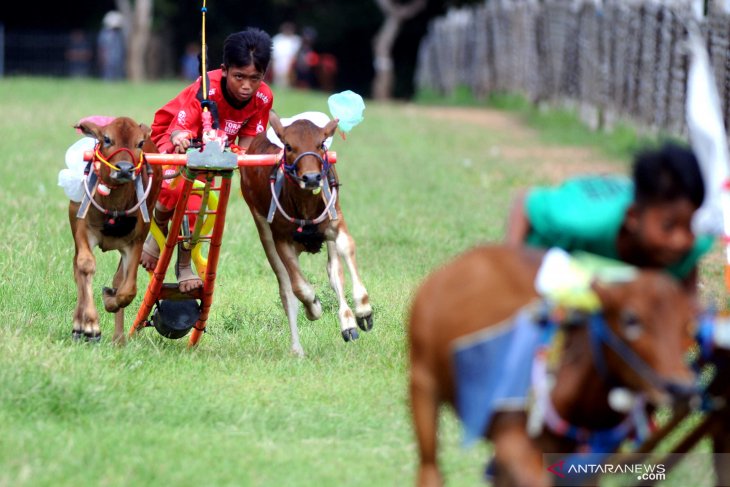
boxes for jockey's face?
[628,198,697,267]
[222,63,264,104]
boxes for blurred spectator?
[180,42,201,81]
[271,22,301,88]
[97,11,126,81]
[65,30,92,78]
[293,27,319,89]
[317,53,338,92]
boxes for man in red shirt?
[142,28,274,293]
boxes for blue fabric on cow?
[452,304,544,445]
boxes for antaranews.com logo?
[543,453,725,486]
[545,457,665,484]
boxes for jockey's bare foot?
[176,248,203,294]
[178,274,204,294]
[140,235,159,271]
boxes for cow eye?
[621,310,643,341]
[103,135,112,146]
[285,144,293,152]
[137,140,145,149]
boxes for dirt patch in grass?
[413,105,623,182]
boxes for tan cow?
[68,117,161,343]
[408,245,697,486]
[241,112,372,356]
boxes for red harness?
[93,146,145,180]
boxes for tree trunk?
[371,0,427,100]
[117,0,153,81]
[372,16,400,100]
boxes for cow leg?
[325,240,358,341]
[70,217,86,340]
[73,227,101,341]
[103,243,143,343]
[104,258,126,345]
[102,257,125,345]
[71,249,85,340]
[274,239,322,322]
[410,360,442,487]
[490,415,550,487]
[252,214,305,357]
[332,222,372,331]
[105,257,127,345]
[72,254,93,340]
[112,310,125,345]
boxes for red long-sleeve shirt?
[151,69,273,153]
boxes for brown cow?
[241,112,372,356]
[68,117,161,344]
[408,245,697,487]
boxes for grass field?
[0,78,722,486]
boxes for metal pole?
[188,172,233,347]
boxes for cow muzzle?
[301,171,323,190]
[111,161,136,183]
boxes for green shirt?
[524,175,713,280]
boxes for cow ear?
[75,121,101,140]
[269,110,284,138]
[324,118,339,138]
[139,123,152,139]
[143,138,158,153]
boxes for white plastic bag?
[266,111,335,150]
[59,137,95,202]
[327,90,365,133]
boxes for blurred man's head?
[625,143,705,266]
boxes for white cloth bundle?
[266,111,334,150]
[59,137,95,202]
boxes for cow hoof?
[356,313,373,332]
[341,327,359,342]
[102,287,121,312]
[85,332,102,343]
[305,298,322,321]
[72,330,84,341]
[290,344,305,358]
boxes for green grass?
[0,78,497,487]
[0,77,719,486]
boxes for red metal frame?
[125,149,337,347]
[188,172,232,345]
[83,151,337,166]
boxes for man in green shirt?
[505,143,713,293]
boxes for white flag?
[687,26,730,239]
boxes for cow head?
[76,116,151,185]
[591,270,697,405]
[270,111,339,191]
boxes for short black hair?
[223,28,272,72]
[633,142,705,208]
